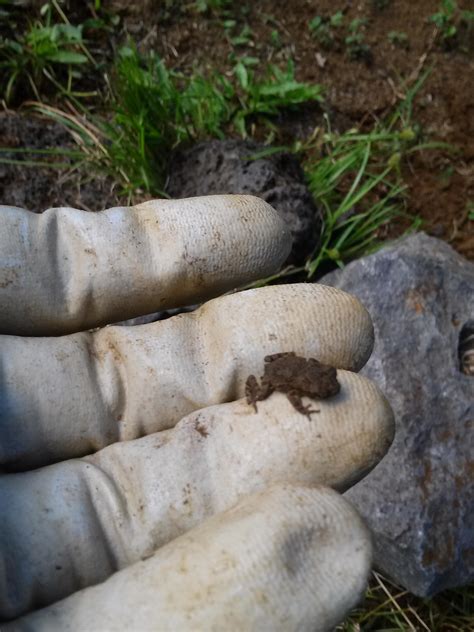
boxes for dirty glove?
[0,195,394,631]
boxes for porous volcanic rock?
[322,232,474,596]
[167,139,322,265]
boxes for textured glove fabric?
[4,485,372,632]
[0,197,394,631]
[0,195,290,336]
[1,284,374,470]
[0,372,393,618]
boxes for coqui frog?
[245,351,340,418]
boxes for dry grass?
[339,572,474,631]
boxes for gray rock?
[167,139,322,265]
[322,232,474,596]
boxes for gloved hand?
[0,195,394,631]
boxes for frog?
[245,351,340,418]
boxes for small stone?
[322,232,474,596]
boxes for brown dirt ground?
[1,0,473,258]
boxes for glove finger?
[1,284,374,470]
[0,371,393,619]
[4,485,372,632]
[0,195,290,336]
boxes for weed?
[309,12,344,50]
[0,0,105,103]
[429,0,474,50]
[309,12,374,61]
[345,18,372,62]
[430,0,458,42]
[388,30,409,48]
[232,59,323,137]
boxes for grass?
[246,123,422,288]
[308,12,372,62]
[246,70,452,287]
[339,572,474,631]
[0,0,110,103]
[30,47,323,197]
[302,68,455,278]
[303,123,414,277]
[30,47,232,196]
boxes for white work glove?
[0,195,394,631]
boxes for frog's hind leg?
[287,391,319,419]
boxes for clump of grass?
[303,121,416,277]
[249,71,452,286]
[66,46,232,195]
[338,572,474,631]
[33,47,322,197]
[302,69,455,278]
[227,23,254,47]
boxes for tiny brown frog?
[245,351,340,418]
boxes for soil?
[0,113,122,212]
[1,0,473,258]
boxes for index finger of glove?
[0,195,290,336]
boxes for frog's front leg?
[287,391,319,419]
[245,375,260,412]
[246,375,275,412]
[259,375,275,400]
